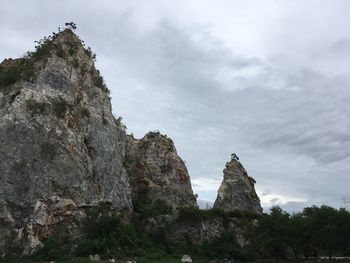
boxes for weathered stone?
[169,217,224,245]
[0,28,263,257]
[125,132,197,209]
[181,254,192,263]
[93,254,101,261]
[0,29,132,254]
[213,158,262,214]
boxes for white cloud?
[192,177,222,192]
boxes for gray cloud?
[1,0,350,212]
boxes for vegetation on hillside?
[2,202,350,263]
[249,205,350,260]
[0,22,110,96]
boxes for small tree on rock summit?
[65,22,77,31]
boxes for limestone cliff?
[125,132,197,208]
[0,27,262,256]
[0,29,131,254]
[213,158,262,214]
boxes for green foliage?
[0,59,35,92]
[0,23,113,99]
[252,206,290,259]
[1,232,24,262]
[133,187,173,218]
[176,206,260,224]
[200,231,243,260]
[65,22,77,31]
[56,46,65,58]
[302,205,350,258]
[75,202,167,259]
[68,43,79,56]
[93,70,111,96]
[25,97,73,119]
[176,206,206,224]
[0,32,56,92]
[6,201,350,262]
[32,236,70,261]
[250,205,350,259]
[84,46,96,61]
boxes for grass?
[0,257,211,263]
[55,257,210,263]
[137,257,210,263]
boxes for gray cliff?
[213,158,262,214]
[0,29,131,254]
[0,28,262,256]
[125,132,197,209]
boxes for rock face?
[0,28,263,256]
[213,158,262,214]
[0,29,131,254]
[125,132,197,208]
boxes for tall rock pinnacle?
[213,156,262,214]
[0,29,131,254]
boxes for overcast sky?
[1,0,350,212]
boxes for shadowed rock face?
[125,132,198,209]
[0,29,131,254]
[213,159,262,214]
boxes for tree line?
[250,205,350,260]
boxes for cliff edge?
[0,29,131,254]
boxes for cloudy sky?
[1,0,350,212]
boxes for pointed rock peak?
[0,25,130,254]
[225,153,248,174]
[55,28,81,43]
[214,154,263,214]
[51,29,89,58]
[0,25,112,99]
[0,26,103,93]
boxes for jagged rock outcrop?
[125,132,197,208]
[0,27,263,257]
[0,29,131,254]
[213,158,262,214]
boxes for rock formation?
[125,132,197,208]
[0,27,262,256]
[0,29,131,254]
[213,158,262,214]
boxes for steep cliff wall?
[214,158,262,214]
[125,132,197,209]
[0,29,131,254]
[0,28,262,256]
